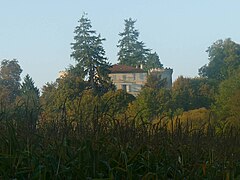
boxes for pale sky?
[1,0,240,88]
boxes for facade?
[109,64,147,96]
[109,64,173,96]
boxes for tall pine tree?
[71,13,111,93]
[18,74,40,131]
[145,52,163,70]
[117,18,150,67]
[20,74,40,100]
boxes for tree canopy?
[71,13,112,93]
[17,74,40,131]
[213,67,240,127]
[172,76,215,111]
[199,38,240,84]
[0,59,22,105]
[117,18,150,67]
[145,52,163,70]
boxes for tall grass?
[0,104,240,179]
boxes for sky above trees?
[0,0,240,88]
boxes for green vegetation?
[117,18,162,70]
[1,14,240,179]
[1,106,240,179]
[71,13,113,95]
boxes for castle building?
[109,64,173,96]
[109,64,147,96]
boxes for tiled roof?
[109,64,147,73]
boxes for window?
[128,85,131,92]
[122,75,126,81]
[139,73,145,80]
[121,84,127,91]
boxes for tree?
[128,87,172,123]
[17,74,40,131]
[71,13,111,93]
[57,67,90,100]
[40,82,60,124]
[100,90,135,119]
[172,76,215,111]
[0,59,22,106]
[214,69,240,125]
[21,74,40,98]
[117,18,150,67]
[199,38,240,84]
[144,73,166,89]
[40,71,86,124]
[145,52,163,70]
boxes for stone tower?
[148,68,173,88]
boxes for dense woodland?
[1,14,240,179]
